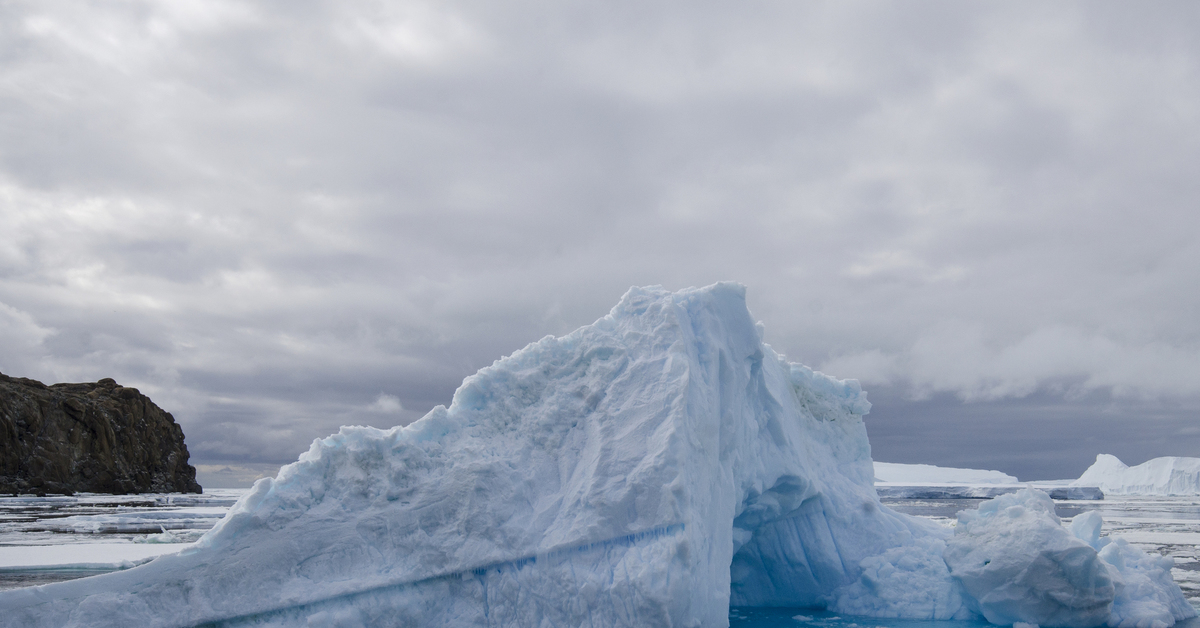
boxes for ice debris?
[1070,511,1195,628]
[945,489,1117,628]
[943,489,1193,628]
[0,284,1192,628]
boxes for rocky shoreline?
[0,373,201,495]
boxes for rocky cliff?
[0,373,202,495]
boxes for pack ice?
[0,284,1192,627]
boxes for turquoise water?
[729,608,1200,628]
[728,609,991,628]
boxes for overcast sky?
[2,1,1199,485]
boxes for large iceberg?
[1072,454,1200,496]
[0,284,1192,627]
[873,462,1019,484]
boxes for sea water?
[3,491,1199,624]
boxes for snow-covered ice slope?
[0,284,1192,628]
[874,462,1018,484]
[0,284,924,626]
[1073,454,1200,496]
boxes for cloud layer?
[2,1,1199,474]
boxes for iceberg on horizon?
[0,284,1191,628]
[873,461,1020,485]
[1072,454,1200,496]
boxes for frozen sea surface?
[0,489,245,590]
[2,489,1197,625]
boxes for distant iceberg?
[873,463,1104,501]
[0,284,1191,627]
[874,462,1019,484]
[1072,454,1200,496]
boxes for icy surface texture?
[831,531,973,620]
[0,285,1192,628]
[945,489,1195,628]
[944,489,1117,627]
[0,284,922,627]
[1073,454,1200,496]
[874,462,1019,484]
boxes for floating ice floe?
[1072,454,1200,496]
[0,284,1191,627]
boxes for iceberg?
[0,284,1191,628]
[1072,454,1200,496]
[1070,511,1196,628]
[945,489,1117,628]
[874,462,1019,484]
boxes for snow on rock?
[0,284,1192,628]
[874,462,1019,485]
[1072,454,1200,496]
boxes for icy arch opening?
[730,480,843,607]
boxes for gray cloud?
[1,1,1199,477]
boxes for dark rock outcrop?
[0,373,202,495]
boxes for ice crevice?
[0,283,1193,627]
